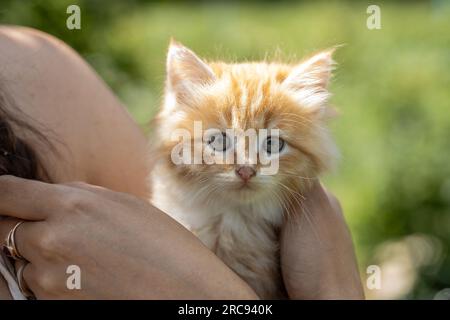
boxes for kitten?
[151,40,338,299]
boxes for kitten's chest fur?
[151,169,287,299]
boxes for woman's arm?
[0,26,150,197]
[0,176,258,299]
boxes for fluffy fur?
[151,40,338,299]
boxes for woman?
[0,26,364,299]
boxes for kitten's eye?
[263,136,285,155]
[208,132,230,151]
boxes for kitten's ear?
[282,49,336,111]
[166,40,216,103]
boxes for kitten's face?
[156,41,338,209]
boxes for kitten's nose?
[235,166,256,182]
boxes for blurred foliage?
[1,0,449,299]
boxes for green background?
[1,0,449,299]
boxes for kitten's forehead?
[210,63,294,130]
[211,62,291,80]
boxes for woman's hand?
[280,181,365,299]
[0,175,258,299]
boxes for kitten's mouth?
[236,181,255,191]
[231,181,266,203]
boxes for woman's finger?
[63,181,144,203]
[0,175,67,220]
[0,218,39,263]
[0,217,20,247]
[20,261,40,297]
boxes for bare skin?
[0,26,364,299]
[281,182,364,299]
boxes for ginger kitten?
[151,41,338,299]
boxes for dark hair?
[0,87,52,181]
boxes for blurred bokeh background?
[1,0,449,299]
